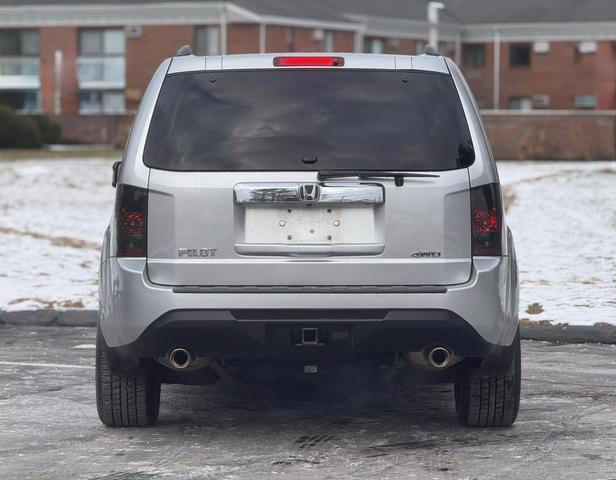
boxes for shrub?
[33,115,62,145]
[0,104,42,148]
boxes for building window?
[78,29,125,114]
[463,44,485,67]
[79,91,125,115]
[508,97,533,111]
[195,26,220,56]
[574,95,597,109]
[78,29,124,56]
[363,37,385,54]
[532,94,550,109]
[285,28,295,51]
[0,30,39,56]
[0,30,40,113]
[415,40,427,55]
[0,31,40,76]
[510,44,531,67]
[323,30,334,52]
[0,90,39,112]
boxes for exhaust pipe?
[168,348,192,370]
[426,346,452,369]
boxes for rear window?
[143,70,474,171]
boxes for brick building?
[0,0,615,152]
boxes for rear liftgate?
[146,169,471,288]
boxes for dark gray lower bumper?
[102,308,517,377]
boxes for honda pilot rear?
[97,51,520,428]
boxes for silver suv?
[97,50,520,428]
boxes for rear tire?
[454,329,521,427]
[96,332,161,427]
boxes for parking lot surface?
[1,324,615,480]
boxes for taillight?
[273,56,345,67]
[116,184,147,257]
[470,183,502,256]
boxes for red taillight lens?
[473,209,499,235]
[116,184,147,257]
[470,183,503,256]
[273,56,345,67]
[120,211,145,235]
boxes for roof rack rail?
[424,45,439,56]
[176,44,193,57]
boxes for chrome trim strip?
[233,182,384,204]
[234,243,385,256]
[173,285,448,294]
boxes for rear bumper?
[99,255,518,357]
[102,308,517,376]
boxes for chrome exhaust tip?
[426,346,452,369]
[168,348,192,370]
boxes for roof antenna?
[176,45,193,57]
[424,45,439,56]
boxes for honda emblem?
[298,184,321,202]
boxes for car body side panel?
[445,58,498,188]
[117,58,170,189]
[446,58,510,254]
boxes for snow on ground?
[498,161,616,326]
[0,158,115,310]
[0,157,614,325]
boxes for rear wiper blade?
[317,170,440,186]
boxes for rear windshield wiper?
[317,170,440,186]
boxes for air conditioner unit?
[126,25,142,39]
[578,41,597,54]
[533,41,550,54]
[574,95,597,109]
[532,94,550,108]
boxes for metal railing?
[77,57,125,87]
[0,57,40,77]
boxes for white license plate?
[243,205,377,244]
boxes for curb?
[520,323,616,345]
[0,309,97,328]
[1,310,615,345]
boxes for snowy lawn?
[0,158,115,310]
[498,161,616,326]
[0,157,614,326]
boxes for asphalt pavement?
[0,323,615,480]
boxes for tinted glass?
[144,70,474,171]
[79,30,103,55]
[103,30,125,55]
[0,30,39,55]
[463,44,485,68]
[0,31,20,55]
[79,29,125,55]
[195,26,220,56]
[21,31,39,55]
[510,44,531,67]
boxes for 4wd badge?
[178,248,218,257]
[411,251,442,258]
